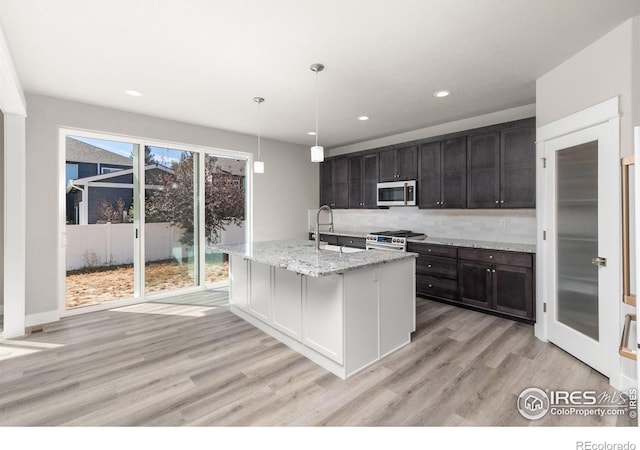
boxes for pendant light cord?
[257,100,261,161]
[315,69,319,147]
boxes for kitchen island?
[210,239,417,379]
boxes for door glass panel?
[556,141,598,340]
[144,146,199,294]
[204,154,247,286]
[65,135,138,309]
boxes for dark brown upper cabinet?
[500,124,536,208]
[349,153,379,208]
[379,145,417,182]
[319,157,349,208]
[467,122,535,208]
[418,137,467,209]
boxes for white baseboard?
[25,310,60,328]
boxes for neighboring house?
[67,164,175,225]
[65,139,246,225]
[65,137,133,224]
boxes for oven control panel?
[366,235,407,245]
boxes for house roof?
[214,158,245,176]
[66,136,134,166]
[67,164,175,192]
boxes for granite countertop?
[310,229,536,253]
[210,239,417,277]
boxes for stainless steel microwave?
[377,180,416,206]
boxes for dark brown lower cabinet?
[307,233,366,249]
[458,260,492,309]
[458,248,535,322]
[410,242,535,323]
[408,242,458,303]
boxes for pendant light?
[310,63,325,162]
[253,96,265,173]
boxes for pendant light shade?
[310,145,324,163]
[310,63,325,163]
[253,96,265,174]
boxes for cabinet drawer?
[407,242,457,258]
[337,236,366,249]
[416,256,457,279]
[458,248,532,268]
[308,233,339,245]
[416,274,457,300]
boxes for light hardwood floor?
[0,295,635,426]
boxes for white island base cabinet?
[228,255,416,379]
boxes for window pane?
[204,155,247,285]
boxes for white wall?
[25,93,318,319]
[536,16,639,388]
[537,18,636,157]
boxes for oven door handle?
[366,242,405,252]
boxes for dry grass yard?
[66,260,229,308]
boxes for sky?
[72,136,184,167]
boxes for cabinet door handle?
[495,200,499,204]
[500,200,504,204]
[489,255,493,259]
[492,269,496,273]
[427,264,432,268]
[441,202,445,205]
[427,249,432,252]
[486,268,491,272]
[428,284,433,288]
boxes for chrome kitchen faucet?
[315,205,334,250]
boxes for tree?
[145,155,244,245]
[98,197,128,223]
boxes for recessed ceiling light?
[434,90,450,98]
[307,131,317,136]
[357,116,370,121]
[125,89,143,97]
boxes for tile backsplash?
[309,207,536,244]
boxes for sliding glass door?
[64,134,140,309]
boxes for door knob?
[592,257,607,267]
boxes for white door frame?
[536,96,622,387]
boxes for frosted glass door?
[544,118,619,381]
[556,141,598,340]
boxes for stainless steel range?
[366,230,426,252]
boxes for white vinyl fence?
[66,222,244,271]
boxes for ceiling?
[0,0,638,148]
